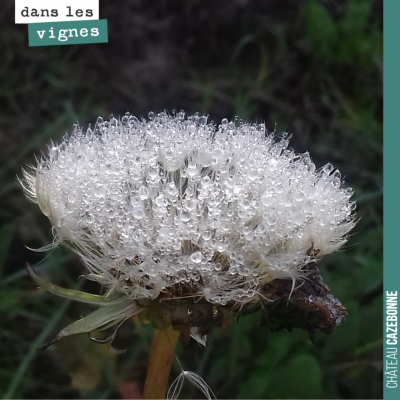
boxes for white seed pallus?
[167,370,216,400]
[21,111,356,307]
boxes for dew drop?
[261,194,273,207]
[190,252,203,263]
[138,186,149,200]
[180,211,191,222]
[248,170,258,181]
[132,207,145,219]
[198,116,208,126]
[323,163,334,174]
[203,230,212,241]
[187,164,198,178]
[148,167,158,179]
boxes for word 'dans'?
[15,1,99,24]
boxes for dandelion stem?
[143,325,180,399]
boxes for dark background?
[0,0,383,398]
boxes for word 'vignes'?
[36,27,99,42]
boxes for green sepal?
[26,263,123,306]
[55,299,141,341]
[39,299,143,349]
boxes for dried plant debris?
[257,262,346,339]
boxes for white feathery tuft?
[190,327,207,346]
[167,370,216,400]
[20,111,356,306]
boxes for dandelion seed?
[21,111,356,397]
[21,111,355,306]
[167,371,216,400]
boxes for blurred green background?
[0,0,382,398]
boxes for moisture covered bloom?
[21,111,356,343]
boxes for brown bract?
[139,261,345,344]
[258,262,346,340]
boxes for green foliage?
[305,0,382,68]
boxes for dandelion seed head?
[21,111,356,306]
